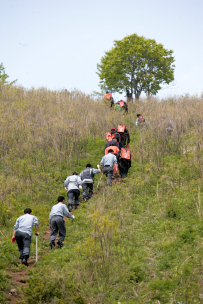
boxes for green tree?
[97,34,175,100]
[0,63,17,87]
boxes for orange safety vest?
[113,164,119,175]
[119,101,125,107]
[120,149,131,160]
[106,132,112,141]
[104,93,111,100]
[112,132,121,143]
[105,146,119,155]
[117,125,126,133]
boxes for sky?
[0,0,203,100]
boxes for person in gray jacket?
[49,196,74,249]
[79,164,101,202]
[12,208,39,266]
[64,171,82,211]
[100,149,118,186]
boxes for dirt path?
[5,177,124,303]
[5,230,50,304]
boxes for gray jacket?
[49,202,74,223]
[64,175,82,191]
[14,214,39,236]
[100,153,117,167]
[79,168,100,183]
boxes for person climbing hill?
[100,149,118,186]
[117,148,131,179]
[117,125,130,148]
[12,208,39,266]
[105,137,120,150]
[49,196,75,249]
[79,164,101,202]
[64,171,82,211]
[136,114,147,128]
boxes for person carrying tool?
[12,208,39,266]
[79,164,101,202]
[100,149,118,186]
[117,125,130,148]
[64,171,82,211]
[117,147,131,179]
[136,114,147,128]
[49,196,74,249]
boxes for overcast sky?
[0,0,203,100]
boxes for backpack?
[120,149,131,160]
[106,132,112,142]
[117,125,126,133]
[139,116,145,122]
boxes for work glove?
[11,236,16,243]
[79,185,82,191]
[49,226,51,230]
[126,144,129,148]
[97,164,100,168]
[35,232,39,236]
[72,215,75,220]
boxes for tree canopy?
[97,34,175,99]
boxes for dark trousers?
[103,166,113,186]
[67,189,80,209]
[50,216,66,243]
[15,230,31,259]
[119,165,129,178]
[82,183,93,199]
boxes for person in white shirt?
[49,196,75,249]
[12,208,39,266]
[64,171,82,211]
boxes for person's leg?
[74,189,80,209]
[87,183,93,199]
[68,190,74,211]
[121,166,128,179]
[56,217,66,246]
[22,233,31,266]
[82,183,88,200]
[15,230,24,260]
[50,217,58,246]
[107,168,113,186]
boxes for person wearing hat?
[12,208,39,266]
[64,171,82,210]
[49,196,74,249]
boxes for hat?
[111,128,116,131]
[72,171,79,175]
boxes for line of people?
[11,125,132,263]
[102,124,131,186]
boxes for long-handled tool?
[36,235,38,262]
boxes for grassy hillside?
[1,85,203,303]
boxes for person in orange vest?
[118,100,128,113]
[104,91,112,100]
[117,148,131,179]
[117,125,130,148]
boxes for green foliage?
[0,62,17,86]
[97,34,175,99]
[2,87,203,303]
